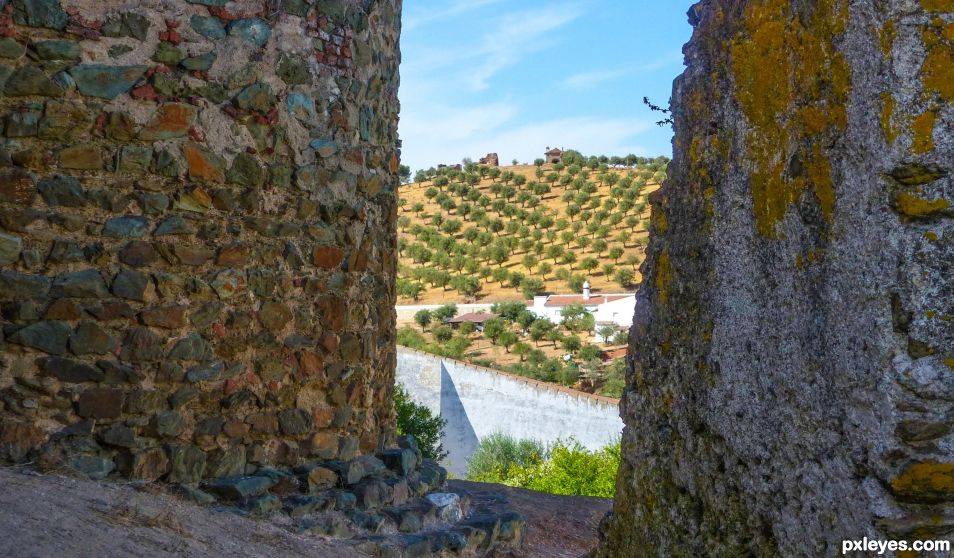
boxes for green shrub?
[394,385,447,460]
[466,433,620,498]
[466,432,546,483]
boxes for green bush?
[466,433,620,498]
[466,432,546,483]
[394,385,447,460]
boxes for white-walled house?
[529,281,636,331]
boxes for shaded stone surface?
[598,2,954,557]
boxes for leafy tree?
[432,304,458,322]
[534,158,545,167]
[597,324,618,344]
[499,330,518,352]
[578,343,602,362]
[561,303,593,333]
[538,262,553,279]
[433,324,454,343]
[414,309,432,331]
[491,301,527,321]
[483,318,506,345]
[459,321,476,335]
[612,330,630,345]
[466,433,546,483]
[561,335,582,353]
[516,309,537,332]
[614,268,634,289]
[394,385,447,460]
[512,342,533,361]
[609,246,624,263]
[529,319,555,345]
[520,277,546,299]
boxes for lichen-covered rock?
[598,2,954,556]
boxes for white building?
[529,281,636,333]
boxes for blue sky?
[398,0,693,172]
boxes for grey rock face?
[599,1,954,556]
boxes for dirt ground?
[0,467,611,558]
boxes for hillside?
[397,155,667,304]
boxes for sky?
[397,0,693,173]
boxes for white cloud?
[560,69,627,90]
[403,0,508,31]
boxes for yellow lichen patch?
[945,358,954,371]
[881,93,898,144]
[880,20,896,57]
[890,461,954,503]
[913,111,937,153]
[925,231,939,241]
[654,249,672,306]
[730,0,849,238]
[945,22,954,41]
[807,145,836,220]
[922,0,954,11]
[894,191,951,218]
[651,208,669,235]
[922,28,954,102]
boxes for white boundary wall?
[396,346,624,476]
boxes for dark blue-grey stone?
[37,175,85,207]
[190,15,226,39]
[50,269,109,298]
[0,38,24,59]
[112,269,148,301]
[32,39,80,61]
[68,64,148,99]
[278,408,313,436]
[0,270,50,298]
[9,320,71,354]
[38,356,104,382]
[228,19,271,47]
[185,361,224,383]
[154,215,193,236]
[12,0,68,30]
[205,475,277,501]
[4,65,62,96]
[168,332,210,361]
[120,327,165,363]
[103,215,149,238]
[167,443,207,485]
[68,454,115,480]
[6,110,40,137]
[153,411,184,437]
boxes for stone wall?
[600,0,954,555]
[395,346,622,476]
[0,0,402,484]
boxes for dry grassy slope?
[397,164,660,304]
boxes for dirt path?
[450,480,612,558]
[0,468,610,558]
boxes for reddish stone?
[129,447,169,481]
[307,433,338,460]
[312,401,334,429]
[188,126,206,142]
[77,388,125,419]
[247,412,278,434]
[0,420,45,460]
[119,241,158,267]
[320,331,340,352]
[0,169,36,205]
[45,299,83,321]
[299,351,323,376]
[183,141,225,183]
[389,152,400,174]
[317,295,346,331]
[223,420,250,439]
[307,465,338,490]
[58,145,103,170]
[312,246,344,269]
[211,322,226,337]
[140,305,187,329]
[216,244,249,266]
[139,103,196,140]
[172,244,213,266]
[131,84,159,101]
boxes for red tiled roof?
[545,148,563,155]
[539,294,633,307]
[446,313,495,324]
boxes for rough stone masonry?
[0,0,402,484]
[600,0,954,556]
